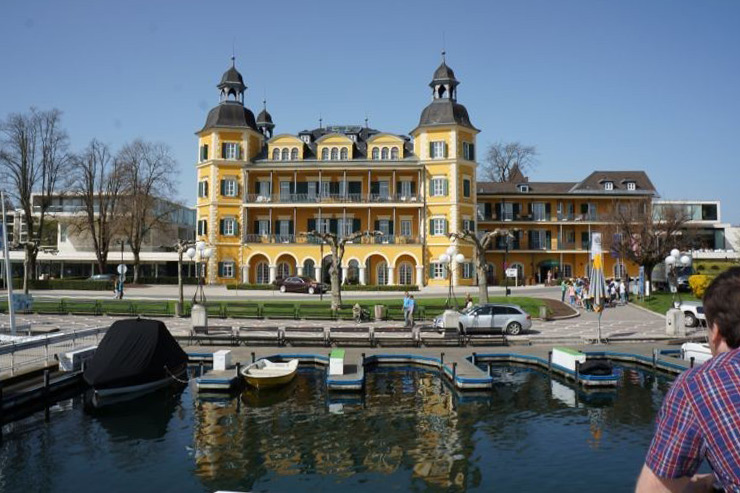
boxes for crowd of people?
[560,277,629,310]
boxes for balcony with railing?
[244,193,422,205]
[477,211,604,223]
[242,234,422,245]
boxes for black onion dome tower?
[256,100,275,139]
[200,57,257,132]
[417,52,476,130]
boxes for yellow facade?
[195,58,652,287]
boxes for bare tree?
[480,141,537,182]
[450,228,518,304]
[609,198,690,290]
[70,139,124,275]
[0,108,71,293]
[117,140,178,283]
[302,230,381,310]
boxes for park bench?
[190,325,236,346]
[460,328,508,347]
[328,326,373,346]
[372,326,419,347]
[237,326,283,346]
[283,326,328,346]
[419,326,464,347]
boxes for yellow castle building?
[195,57,655,287]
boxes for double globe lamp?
[439,245,465,308]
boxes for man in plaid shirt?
[637,267,740,492]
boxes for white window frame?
[400,180,412,198]
[503,202,514,221]
[221,261,235,279]
[223,178,238,197]
[198,180,208,198]
[431,218,446,236]
[604,181,614,191]
[223,217,236,236]
[533,202,546,221]
[462,262,474,279]
[376,262,388,285]
[463,141,475,161]
[197,219,207,236]
[627,182,636,191]
[398,262,413,285]
[257,220,270,235]
[462,218,474,232]
[223,142,239,160]
[257,180,271,198]
[400,219,412,237]
[256,262,270,284]
[432,262,446,280]
[431,141,445,159]
[431,178,446,197]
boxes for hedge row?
[226,284,418,292]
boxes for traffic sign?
[117,264,128,275]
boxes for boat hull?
[243,371,297,389]
[241,359,299,389]
[92,367,187,407]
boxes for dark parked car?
[274,276,327,294]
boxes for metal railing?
[0,326,108,376]
[243,234,422,245]
[244,193,422,205]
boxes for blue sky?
[1,1,738,222]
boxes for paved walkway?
[0,300,702,344]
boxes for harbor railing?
[0,326,109,377]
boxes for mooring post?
[487,362,492,377]
[251,352,256,363]
[652,348,658,369]
[440,352,445,367]
[472,352,477,365]
[199,361,204,377]
[43,368,50,398]
[235,362,241,379]
[452,362,458,386]
[690,357,695,369]
[361,352,366,367]
[44,340,49,362]
[547,351,552,374]
[575,361,581,386]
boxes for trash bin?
[539,305,549,320]
[374,305,386,321]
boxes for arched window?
[398,262,413,285]
[321,148,329,160]
[376,261,388,285]
[372,147,379,160]
[381,147,389,160]
[347,259,359,284]
[256,262,270,284]
[272,148,280,160]
[330,147,339,160]
[391,147,399,160]
[277,261,291,279]
[290,148,298,160]
[340,147,348,160]
[281,148,289,161]
[303,259,315,280]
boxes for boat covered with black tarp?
[84,318,188,401]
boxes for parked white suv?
[678,301,706,328]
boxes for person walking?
[402,291,412,328]
[636,267,740,491]
[408,295,416,328]
[561,279,567,302]
[568,283,576,307]
[619,280,627,305]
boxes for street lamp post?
[665,248,691,308]
[440,245,465,309]
[189,241,213,305]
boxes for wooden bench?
[283,326,328,346]
[237,326,283,346]
[190,325,236,346]
[372,326,419,347]
[461,329,508,347]
[328,326,373,346]
[419,327,464,347]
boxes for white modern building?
[653,200,737,260]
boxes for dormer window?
[301,134,311,144]
[518,184,530,193]
[626,181,636,191]
[604,181,614,191]
[348,134,357,143]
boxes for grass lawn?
[633,292,701,315]
[1,295,546,319]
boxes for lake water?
[0,364,675,492]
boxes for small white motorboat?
[681,342,712,366]
[241,359,298,389]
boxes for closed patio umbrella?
[589,252,608,344]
